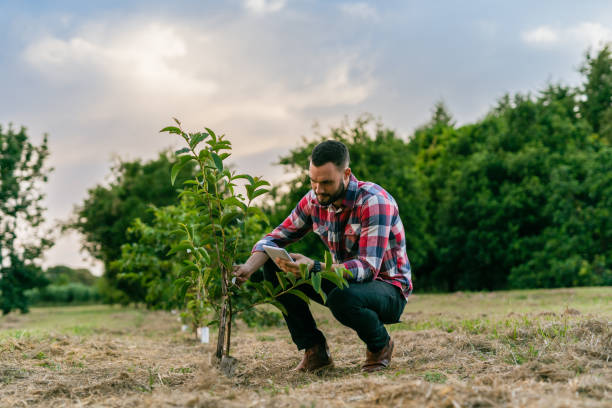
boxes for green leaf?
[211,152,223,172]
[270,301,288,316]
[245,185,254,201]
[175,147,190,155]
[312,272,321,294]
[183,260,199,273]
[325,251,332,271]
[220,210,242,226]
[189,133,207,149]
[299,263,309,280]
[197,247,210,263]
[198,149,211,161]
[262,281,275,296]
[318,288,327,304]
[337,266,353,279]
[233,174,255,184]
[320,271,343,288]
[275,271,286,290]
[202,267,213,285]
[206,319,219,328]
[288,289,310,304]
[205,127,217,142]
[167,242,192,256]
[286,271,296,286]
[253,179,271,188]
[222,197,247,211]
[160,126,182,135]
[251,188,269,200]
[171,155,193,186]
[172,117,181,126]
[246,206,269,223]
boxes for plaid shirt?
[253,174,413,299]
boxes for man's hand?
[276,252,314,277]
[232,251,269,286]
[232,264,255,286]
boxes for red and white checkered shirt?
[253,174,413,298]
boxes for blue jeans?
[250,260,406,352]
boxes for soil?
[0,295,610,407]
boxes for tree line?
[1,45,610,314]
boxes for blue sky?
[1,1,611,274]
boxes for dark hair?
[311,140,350,169]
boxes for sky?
[1,0,612,275]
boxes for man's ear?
[344,167,351,181]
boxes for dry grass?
[0,287,610,407]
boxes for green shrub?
[25,283,101,305]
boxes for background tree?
[0,125,53,314]
[45,265,97,286]
[268,45,612,292]
[580,44,612,137]
[66,151,196,303]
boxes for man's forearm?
[244,251,269,274]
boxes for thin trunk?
[225,297,232,356]
[216,300,227,359]
[216,266,229,360]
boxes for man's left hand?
[276,252,314,277]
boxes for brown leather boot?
[293,341,333,372]
[362,337,394,372]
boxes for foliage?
[45,265,97,286]
[25,283,101,305]
[0,125,53,314]
[268,45,612,292]
[580,44,612,137]
[66,150,196,302]
[161,120,350,358]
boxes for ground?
[0,287,610,407]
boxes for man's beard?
[316,180,346,206]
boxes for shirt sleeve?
[252,193,313,253]
[342,194,393,282]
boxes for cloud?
[522,22,612,50]
[23,24,218,96]
[522,26,558,44]
[243,0,286,14]
[568,22,612,50]
[20,18,375,163]
[338,2,379,20]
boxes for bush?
[25,283,102,305]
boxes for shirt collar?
[336,173,359,211]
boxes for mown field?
[1,287,610,407]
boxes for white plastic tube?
[197,327,209,343]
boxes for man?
[233,140,412,372]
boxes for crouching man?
[233,140,412,372]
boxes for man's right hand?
[232,251,269,286]
[232,264,255,286]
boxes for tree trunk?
[225,297,232,356]
[216,300,227,360]
[216,266,229,360]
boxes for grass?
[0,304,147,340]
[0,287,610,407]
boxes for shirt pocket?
[313,222,330,239]
[344,223,361,253]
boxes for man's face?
[309,161,350,206]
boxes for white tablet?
[263,245,295,269]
